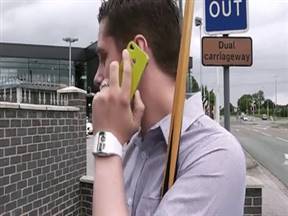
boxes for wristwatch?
[92,131,123,158]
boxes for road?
[231,117,288,187]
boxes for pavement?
[222,116,288,215]
[245,150,288,216]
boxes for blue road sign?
[205,0,248,34]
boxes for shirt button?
[141,152,146,159]
[127,198,133,206]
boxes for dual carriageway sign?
[202,37,252,66]
[203,0,252,66]
[203,0,252,131]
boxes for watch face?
[97,131,106,152]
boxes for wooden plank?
[161,0,195,196]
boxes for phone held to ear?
[119,41,149,100]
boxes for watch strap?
[92,131,123,158]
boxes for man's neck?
[139,71,175,135]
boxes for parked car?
[262,114,268,120]
[86,117,93,135]
[243,116,248,121]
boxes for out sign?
[205,0,248,34]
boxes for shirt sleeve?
[154,135,246,216]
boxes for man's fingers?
[109,61,120,88]
[133,90,145,125]
[121,49,132,98]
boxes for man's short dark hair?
[98,0,181,77]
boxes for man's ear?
[133,34,148,51]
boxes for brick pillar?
[79,178,93,215]
[244,176,263,216]
[57,86,87,176]
[57,86,87,215]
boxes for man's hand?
[92,49,145,144]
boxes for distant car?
[240,113,245,119]
[86,122,93,135]
[86,117,93,135]
[243,116,248,121]
[262,114,268,120]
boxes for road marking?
[276,137,288,143]
[285,154,288,160]
[253,126,269,130]
[253,129,259,133]
[261,132,272,137]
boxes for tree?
[252,90,265,114]
[237,90,288,117]
[237,94,253,114]
[202,86,216,118]
[262,99,274,116]
[262,99,274,110]
[220,103,236,115]
[186,74,200,93]
[191,76,200,92]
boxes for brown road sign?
[202,37,253,66]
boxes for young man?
[92,0,246,216]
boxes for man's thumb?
[133,90,145,125]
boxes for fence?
[0,76,68,105]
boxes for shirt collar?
[129,92,204,146]
[153,92,204,145]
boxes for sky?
[0,0,287,106]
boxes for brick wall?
[0,88,86,215]
[79,177,263,216]
[244,187,262,216]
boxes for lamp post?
[195,16,207,112]
[195,17,202,90]
[63,37,78,86]
[179,0,183,20]
[215,67,220,123]
[274,75,278,119]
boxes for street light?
[274,75,278,119]
[195,17,207,112]
[195,17,203,92]
[179,0,183,20]
[63,37,79,86]
[195,16,202,28]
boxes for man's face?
[94,20,122,89]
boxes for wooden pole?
[161,0,195,196]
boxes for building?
[0,42,98,117]
[0,42,99,93]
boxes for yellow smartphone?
[119,41,149,99]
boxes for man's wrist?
[92,131,123,159]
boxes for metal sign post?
[223,65,230,131]
[223,33,230,131]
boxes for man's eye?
[99,54,107,65]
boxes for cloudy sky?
[0,0,288,106]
